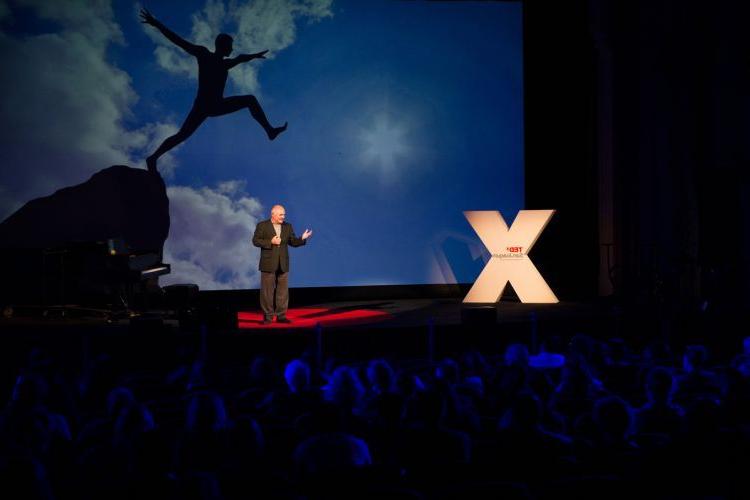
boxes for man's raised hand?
[302,229,313,240]
[253,50,269,60]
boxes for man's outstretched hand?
[140,8,158,27]
[302,229,313,240]
[253,50,269,60]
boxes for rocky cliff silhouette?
[0,166,170,305]
[0,165,169,252]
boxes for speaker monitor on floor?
[163,283,199,309]
[198,305,237,331]
[461,304,498,325]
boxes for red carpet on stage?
[237,307,393,329]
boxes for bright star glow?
[360,115,409,172]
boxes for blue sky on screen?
[0,0,523,289]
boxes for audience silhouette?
[1,333,748,498]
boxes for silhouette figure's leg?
[210,96,287,141]
[147,108,206,172]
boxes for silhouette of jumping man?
[140,8,287,173]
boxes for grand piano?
[0,238,171,313]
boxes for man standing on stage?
[252,205,312,324]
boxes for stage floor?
[230,298,620,335]
[0,298,613,330]
[235,299,452,330]
[1,296,736,366]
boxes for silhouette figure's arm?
[140,8,200,56]
[226,50,268,69]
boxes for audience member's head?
[366,359,396,395]
[324,366,365,410]
[79,353,117,408]
[642,340,673,367]
[298,401,344,435]
[605,338,630,365]
[106,387,136,419]
[568,334,596,363]
[542,335,565,354]
[556,354,597,397]
[645,366,675,405]
[6,373,56,455]
[731,354,750,379]
[460,375,485,400]
[435,358,460,385]
[186,360,208,392]
[397,372,424,399]
[232,416,265,461]
[683,345,709,373]
[498,392,542,432]
[505,343,530,367]
[592,396,634,444]
[460,350,490,378]
[185,391,229,433]
[372,392,405,427]
[10,372,48,410]
[684,396,721,437]
[113,402,155,446]
[498,363,530,397]
[249,356,278,388]
[404,390,445,427]
[26,347,53,373]
[284,359,311,394]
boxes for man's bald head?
[271,205,286,224]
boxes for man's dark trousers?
[261,268,288,320]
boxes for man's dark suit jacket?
[252,220,306,273]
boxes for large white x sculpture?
[463,210,558,304]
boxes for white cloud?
[0,2,11,21]
[216,179,246,195]
[13,0,122,43]
[143,0,332,93]
[0,0,179,220]
[191,0,226,44]
[162,183,265,290]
